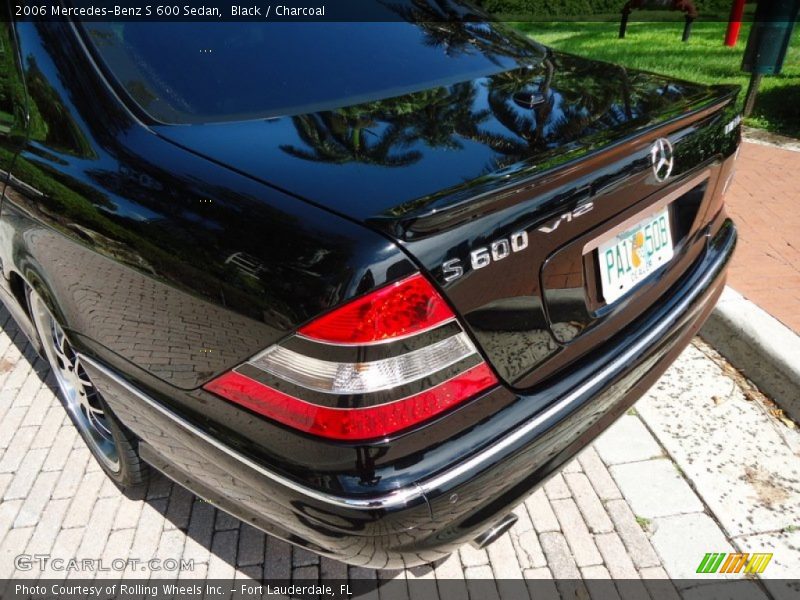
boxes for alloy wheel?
[29,293,120,472]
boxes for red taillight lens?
[298,273,455,344]
[203,273,498,441]
[204,363,496,441]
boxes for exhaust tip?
[470,513,518,550]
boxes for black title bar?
[8,0,790,22]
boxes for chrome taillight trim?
[75,219,733,510]
[247,332,478,395]
[77,354,426,510]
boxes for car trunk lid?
[154,52,740,388]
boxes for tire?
[27,286,149,490]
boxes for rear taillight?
[203,273,498,441]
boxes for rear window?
[81,15,542,124]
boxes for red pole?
[725,0,747,46]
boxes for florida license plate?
[598,207,674,304]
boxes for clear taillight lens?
[203,274,498,441]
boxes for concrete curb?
[743,127,800,152]
[700,286,800,423]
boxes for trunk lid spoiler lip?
[370,86,740,240]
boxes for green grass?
[635,515,652,531]
[511,21,800,138]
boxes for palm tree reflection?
[281,109,421,167]
[279,14,701,181]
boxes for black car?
[0,2,739,568]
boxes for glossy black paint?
[154,52,729,224]
[81,213,736,568]
[0,3,740,568]
[83,19,540,124]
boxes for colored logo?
[631,231,645,268]
[696,553,773,574]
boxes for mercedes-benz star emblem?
[650,138,674,182]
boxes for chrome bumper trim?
[420,222,735,498]
[77,221,735,511]
[78,354,424,511]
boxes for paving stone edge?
[700,286,800,423]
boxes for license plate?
[597,207,674,304]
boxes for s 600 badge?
[442,231,528,282]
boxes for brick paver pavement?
[0,301,794,598]
[725,141,800,333]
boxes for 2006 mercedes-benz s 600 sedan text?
[0,1,740,567]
